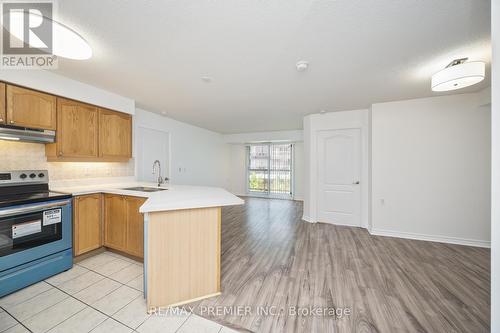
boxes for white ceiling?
[54,0,491,134]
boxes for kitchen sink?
[121,186,167,192]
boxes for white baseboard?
[369,228,490,248]
[302,215,316,223]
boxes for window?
[247,143,293,197]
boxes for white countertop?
[50,179,244,213]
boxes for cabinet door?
[99,109,132,159]
[74,194,102,256]
[104,194,127,251]
[125,196,146,258]
[0,83,5,124]
[6,85,56,130]
[57,98,99,158]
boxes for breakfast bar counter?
[51,180,243,309]
[139,186,243,310]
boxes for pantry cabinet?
[73,194,103,256]
[6,84,56,130]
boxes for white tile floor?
[0,251,239,333]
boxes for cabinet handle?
[0,118,3,122]
[9,120,14,124]
[58,151,63,156]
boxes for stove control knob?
[38,173,45,178]
[29,173,36,178]
[19,173,27,179]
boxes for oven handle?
[0,199,72,218]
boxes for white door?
[317,128,361,226]
[137,126,170,182]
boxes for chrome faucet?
[152,160,168,187]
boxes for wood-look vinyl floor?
[189,197,490,333]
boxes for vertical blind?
[247,144,293,196]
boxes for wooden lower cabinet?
[0,83,5,124]
[73,194,102,256]
[104,194,127,252]
[103,194,146,258]
[125,196,147,258]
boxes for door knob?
[353,181,360,185]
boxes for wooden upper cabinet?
[99,108,132,160]
[125,196,146,258]
[55,98,98,158]
[2,81,132,162]
[0,83,5,124]
[6,85,56,130]
[74,194,102,256]
[104,194,127,252]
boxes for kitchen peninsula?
[51,181,243,309]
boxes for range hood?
[0,125,55,143]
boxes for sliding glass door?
[247,144,293,197]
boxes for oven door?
[0,199,72,272]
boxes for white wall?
[0,70,135,114]
[224,130,303,143]
[224,130,304,200]
[134,108,229,188]
[491,0,499,329]
[371,92,491,247]
[303,109,370,226]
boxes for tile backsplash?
[0,141,135,180]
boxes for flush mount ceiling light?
[5,9,92,60]
[296,60,309,72]
[431,58,485,92]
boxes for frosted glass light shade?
[5,10,92,60]
[431,61,485,92]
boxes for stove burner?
[0,170,71,208]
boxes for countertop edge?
[51,183,244,213]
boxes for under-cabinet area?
[73,193,146,259]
